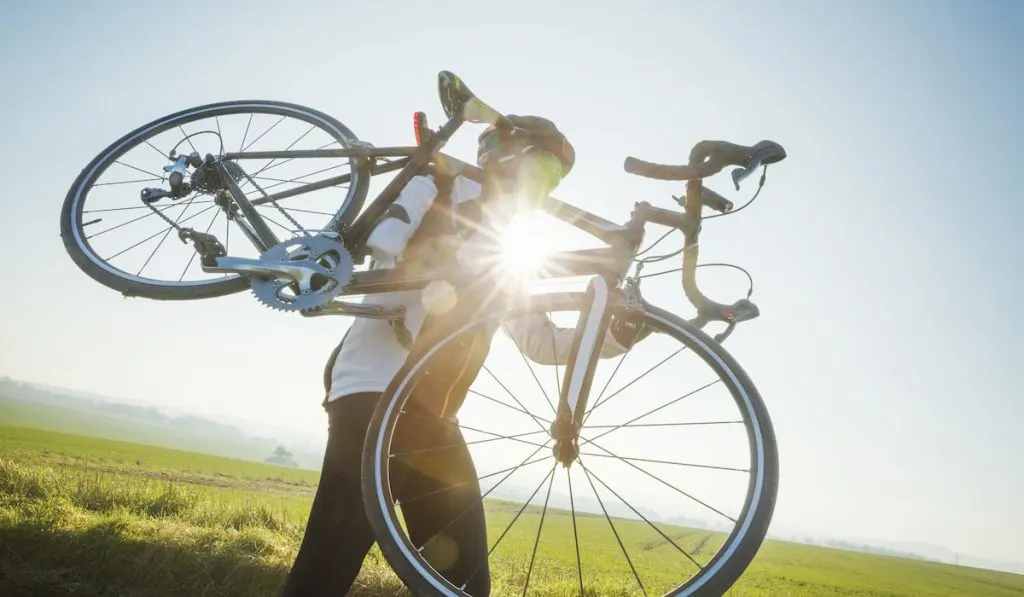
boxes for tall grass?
[0,458,404,596]
[4,429,1024,597]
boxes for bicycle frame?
[218,109,649,300]
[215,112,663,454]
[213,101,734,460]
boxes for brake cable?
[628,165,770,297]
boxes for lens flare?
[499,212,552,280]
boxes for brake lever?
[714,322,738,343]
[691,298,760,343]
[727,298,760,322]
[712,299,759,342]
[731,140,787,190]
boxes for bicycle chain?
[240,169,308,236]
[145,195,193,231]
[146,159,306,239]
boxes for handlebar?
[627,139,787,338]
[624,140,786,187]
[434,70,787,338]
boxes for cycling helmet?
[476,115,576,179]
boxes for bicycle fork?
[551,275,617,467]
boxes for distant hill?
[0,377,324,470]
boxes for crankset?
[181,233,356,312]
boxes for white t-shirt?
[327,175,628,401]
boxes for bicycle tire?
[60,100,371,300]
[361,291,779,597]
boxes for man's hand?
[609,312,653,349]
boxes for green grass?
[2,425,1023,596]
[0,424,320,487]
[0,395,324,469]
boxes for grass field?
[2,424,1023,596]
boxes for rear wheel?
[60,100,371,300]
[362,292,779,596]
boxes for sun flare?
[499,212,554,279]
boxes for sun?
[499,212,554,279]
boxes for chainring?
[249,236,354,313]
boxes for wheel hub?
[550,412,580,467]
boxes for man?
[281,115,650,596]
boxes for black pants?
[280,392,491,596]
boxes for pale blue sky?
[2,0,1022,566]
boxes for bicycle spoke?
[241,114,285,152]
[415,442,553,558]
[580,463,647,596]
[272,206,336,217]
[508,332,557,415]
[389,410,550,456]
[482,366,552,433]
[254,138,341,176]
[568,468,584,597]
[223,205,231,277]
[238,174,308,236]
[583,439,736,523]
[390,428,549,458]
[179,207,221,281]
[239,113,253,152]
[252,162,343,189]
[137,194,197,276]
[144,139,167,160]
[84,200,215,214]
[582,379,721,445]
[584,346,687,423]
[523,465,557,596]
[461,464,558,590]
[397,454,551,507]
[457,424,551,450]
[86,202,190,240]
[107,205,217,262]
[243,122,317,186]
[590,345,632,415]
[584,420,743,429]
[468,389,552,430]
[257,209,300,236]
[179,125,198,153]
[577,450,749,474]
[579,457,704,571]
[93,177,164,187]
[591,322,649,413]
[114,160,164,180]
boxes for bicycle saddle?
[438,70,476,119]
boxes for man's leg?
[391,411,491,596]
[280,392,381,597]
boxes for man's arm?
[500,312,652,366]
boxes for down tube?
[558,276,615,425]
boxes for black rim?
[63,101,366,293]
[365,293,777,597]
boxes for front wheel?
[362,292,779,596]
[60,100,371,300]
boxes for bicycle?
[60,70,787,596]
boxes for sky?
[1,0,1023,567]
